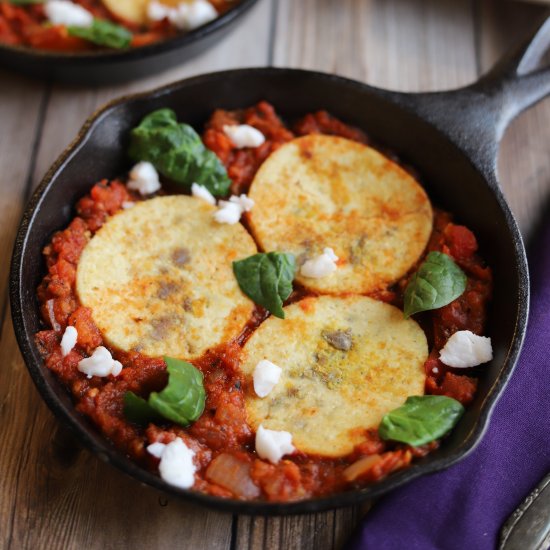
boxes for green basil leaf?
[379,395,465,446]
[128,109,231,197]
[403,251,467,318]
[233,252,296,319]
[68,19,132,49]
[148,357,206,425]
[124,391,164,426]
[123,357,205,427]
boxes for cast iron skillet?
[10,16,550,515]
[0,0,259,85]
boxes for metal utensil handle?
[384,13,550,179]
[479,13,550,133]
[499,472,550,550]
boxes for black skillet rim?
[0,0,258,63]
[9,67,529,516]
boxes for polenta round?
[101,0,183,24]
[247,135,433,294]
[76,195,257,359]
[240,296,428,457]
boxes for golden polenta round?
[76,195,257,359]
[240,295,428,457]
[100,0,182,24]
[247,135,433,294]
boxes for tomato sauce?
[0,1,234,51]
[35,103,492,502]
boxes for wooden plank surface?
[1,1,549,549]
[479,0,550,244]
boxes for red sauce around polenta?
[0,0,234,51]
[35,102,492,501]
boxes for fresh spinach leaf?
[403,251,467,318]
[379,395,464,446]
[128,109,231,197]
[233,252,296,319]
[124,357,205,427]
[68,19,132,49]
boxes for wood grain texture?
[273,0,477,90]
[478,0,550,243]
[0,73,45,328]
[1,1,550,549]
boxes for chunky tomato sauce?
[35,102,492,501]
[0,0,233,51]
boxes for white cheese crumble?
[213,194,253,224]
[44,1,94,28]
[77,346,123,379]
[191,183,216,205]
[147,442,166,459]
[121,201,135,210]
[147,438,196,489]
[213,200,243,224]
[229,194,255,212]
[223,124,266,149]
[127,161,161,195]
[179,0,217,30]
[253,360,282,398]
[60,325,78,357]
[148,0,217,31]
[255,425,295,464]
[147,0,171,21]
[300,248,339,278]
[439,330,493,368]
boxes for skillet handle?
[386,13,550,179]
[480,13,550,128]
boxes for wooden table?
[1,1,549,548]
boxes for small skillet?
[10,15,550,515]
[0,0,259,85]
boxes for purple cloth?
[348,222,550,550]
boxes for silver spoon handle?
[500,472,550,550]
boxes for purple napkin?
[347,221,550,550]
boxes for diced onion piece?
[223,124,266,149]
[255,425,295,464]
[300,248,339,278]
[439,330,493,368]
[46,299,61,332]
[205,453,260,499]
[253,359,282,398]
[191,183,216,205]
[60,325,78,357]
[77,346,123,379]
[127,161,161,196]
[342,454,381,482]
